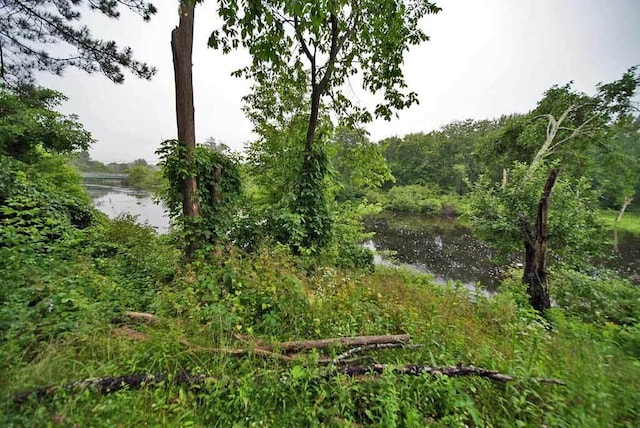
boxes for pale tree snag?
[520,169,559,312]
[528,104,600,178]
[616,195,634,223]
[171,0,200,257]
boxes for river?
[85,184,170,234]
[85,184,640,288]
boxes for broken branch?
[331,343,423,365]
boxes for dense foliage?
[157,139,243,249]
[1,0,639,424]
[0,86,93,162]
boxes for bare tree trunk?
[171,0,200,258]
[521,169,559,312]
[616,196,634,223]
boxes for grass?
[2,242,639,426]
[1,212,639,426]
[600,209,640,234]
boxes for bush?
[552,268,640,325]
[386,185,442,214]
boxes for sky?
[37,0,640,163]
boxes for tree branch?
[339,364,565,385]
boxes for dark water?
[611,230,640,284]
[366,213,640,289]
[85,184,169,234]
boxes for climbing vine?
[157,140,242,251]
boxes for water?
[83,186,640,287]
[365,213,640,289]
[365,215,504,293]
[84,184,170,234]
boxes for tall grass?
[2,229,639,426]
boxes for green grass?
[600,209,640,234]
[2,232,640,426]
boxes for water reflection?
[609,230,640,284]
[366,213,640,290]
[85,184,169,234]
[365,215,503,291]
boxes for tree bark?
[171,0,200,257]
[521,168,559,312]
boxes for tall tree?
[0,0,157,86]
[170,0,201,258]
[210,0,440,249]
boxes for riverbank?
[600,210,640,235]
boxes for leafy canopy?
[0,0,157,85]
[0,86,93,162]
[209,0,441,123]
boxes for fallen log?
[331,343,423,365]
[13,363,564,404]
[113,326,150,341]
[123,311,160,324]
[263,334,411,353]
[13,371,210,405]
[111,311,160,325]
[339,364,565,385]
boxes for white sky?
[37,0,640,163]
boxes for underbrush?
[2,229,639,426]
[366,186,467,218]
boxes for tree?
[330,126,393,201]
[469,68,639,312]
[0,0,157,86]
[171,0,200,258]
[210,0,440,250]
[596,114,640,222]
[380,119,502,192]
[0,86,93,162]
[157,139,242,248]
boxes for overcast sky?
[38,0,640,163]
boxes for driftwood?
[339,364,565,385]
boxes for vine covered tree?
[210,0,440,251]
[0,0,157,85]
